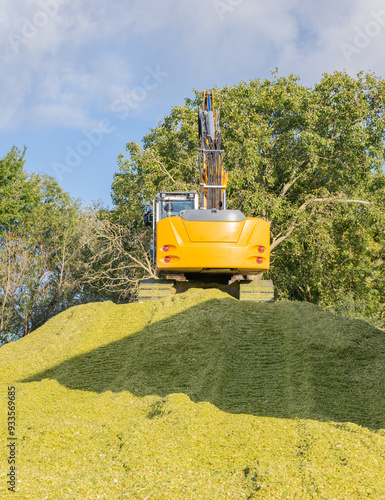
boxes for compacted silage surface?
[1,288,385,499]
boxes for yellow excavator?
[139,90,274,302]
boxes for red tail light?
[258,246,264,253]
[164,256,171,263]
[257,257,263,264]
[163,245,169,252]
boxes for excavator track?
[138,278,274,303]
[239,280,275,302]
[137,278,176,301]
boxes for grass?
[1,288,385,499]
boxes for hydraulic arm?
[198,90,228,210]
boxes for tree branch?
[278,174,300,199]
[271,197,372,251]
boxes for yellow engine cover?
[156,216,271,274]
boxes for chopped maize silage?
[1,288,385,499]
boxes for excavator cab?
[145,192,198,262]
[156,192,198,221]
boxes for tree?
[0,148,100,344]
[0,146,41,232]
[111,71,385,327]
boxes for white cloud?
[0,0,135,129]
[1,0,385,132]
[273,0,385,82]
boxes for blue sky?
[1,0,385,207]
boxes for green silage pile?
[1,289,385,499]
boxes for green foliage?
[0,147,41,231]
[112,71,385,326]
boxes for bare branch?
[82,216,156,298]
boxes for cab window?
[160,200,194,219]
